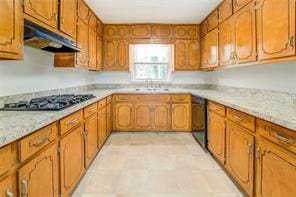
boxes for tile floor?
[73,132,243,197]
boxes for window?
[131,44,172,81]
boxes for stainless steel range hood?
[24,20,81,53]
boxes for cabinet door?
[207,10,219,31]
[151,25,173,39]
[104,40,116,70]
[226,121,254,196]
[187,40,200,70]
[208,112,226,164]
[88,29,97,69]
[219,0,233,23]
[175,40,187,70]
[0,175,16,197]
[116,39,129,70]
[219,17,234,66]
[88,12,97,32]
[172,103,191,131]
[233,1,257,64]
[256,138,296,197]
[85,113,98,167]
[153,104,171,131]
[76,19,89,67]
[135,103,152,130]
[206,28,219,68]
[192,103,205,131]
[0,0,23,60]
[257,0,295,60]
[114,103,134,131]
[59,0,77,39]
[98,106,107,148]
[233,0,252,13]
[60,125,85,196]
[106,103,112,136]
[19,145,59,197]
[200,36,208,69]
[96,36,103,70]
[24,0,58,29]
[174,25,199,39]
[104,26,129,39]
[175,40,200,70]
[200,20,208,37]
[77,0,89,23]
[130,25,151,39]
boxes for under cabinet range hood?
[24,20,81,53]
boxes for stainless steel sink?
[135,88,170,92]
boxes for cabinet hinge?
[57,146,61,154]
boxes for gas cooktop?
[0,94,95,111]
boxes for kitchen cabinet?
[207,10,218,32]
[76,19,89,67]
[104,25,130,39]
[130,25,151,39]
[200,36,207,69]
[106,98,113,137]
[153,103,171,131]
[174,25,199,39]
[60,125,85,196]
[18,144,59,197]
[114,103,134,131]
[0,0,23,60]
[226,121,254,197]
[175,40,200,70]
[208,111,226,164]
[0,175,16,197]
[257,0,295,61]
[59,0,77,39]
[135,103,153,130]
[84,113,98,167]
[219,17,234,66]
[104,39,129,71]
[218,0,233,23]
[88,12,97,32]
[97,20,103,37]
[256,137,296,197]
[206,28,219,68]
[88,29,97,69]
[24,0,58,29]
[233,0,252,13]
[200,20,208,37]
[98,100,107,148]
[233,1,256,64]
[77,0,89,23]
[171,102,191,131]
[96,36,103,70]
[151,25,173,39]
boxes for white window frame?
[130,44,174,82]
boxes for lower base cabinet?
[98,105,107,149]
[171,103,191,131]
[226,121,254,196]
[18,144,59,197]
[60,125,85,196]
[85,113,98,167]
[106,101,112,137]
[0,174,16,197]
[256,137,296,197]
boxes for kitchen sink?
[135,88,170,92]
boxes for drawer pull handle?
[32,134,50,146]
[68,118,79,126]
[21,180,28,197]
[6,189,14,197]
[272,132,295,144]
[232,115,243,121]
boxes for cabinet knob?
[6,189,14,197]
[21,180,28,197]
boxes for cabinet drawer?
[171,94,190,103]
[257,119,296,154]
[19,123,57,162]
[227,108,255,132]
[115,95,135,102]
[84,103,98,118]
[98,98,106,109]
[208,101,226,116]
[107,96,112,104]
[0,143,17,177]
[60,110,83,135]
[136,95,171,102]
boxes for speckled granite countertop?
[0,88,295,148]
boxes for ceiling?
[85,0,222,24]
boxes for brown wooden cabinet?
[24,0,58,29]
[130,25,151,39]
[76,19,89,67]
[88,28,97,69]
[114,102,134,131]
[207,10,219,32]
[226,121,254,196]
[153,103,171,131]
[206,28,219,68]
[233,0,252,13]
[77,0,89,23]
[174,25,199,39]
[135,103,152,130]
[96,36,103,70]
[208,111,226,164]
[257,0,295,61]
[85,113,98,167]
[200,36,208,69]
[171,103,191,131]
[218,0,233,23]
[98,100,107,148]
[60,125,85,196]
[151,25,173,39]
[219,17,234,66]
[0,0,23,60]
[18,144,59,197]
[104,39,129,71]
[233,1,256,64]
[106,98,113,137]
[256,137,296,197]
[175,40,200,70]
[200,20,208,37]
[59,0,77,39]
[0,175,16,197]
[104,25,130,39]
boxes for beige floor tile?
[193,155,222,170]
[123,155,149,170]
[185,144,207,155]
[149,194,211,197]
[148,154,175,170]
[116,170,149,194]
[146,170,180,193]
[172,155,200,170]
[94,154,126,170]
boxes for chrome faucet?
[146,78,153,89]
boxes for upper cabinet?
[257,0,295,61]
[218,0,233,23]
[130,25,151,39]
[104,25,130,39]
[175,40,200,70]
[200,20,208,37]
[151,25,173,39]
[207,10,219,32]
[24,0,58,29]
[206,28,219,68]
[219,17,234,66]
[233,0,252,13]
[77,0,89,23]
[59,0,77,39]
[104,39,129,71]
[0,0,23,60]
[174,25,199,39]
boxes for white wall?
[94,71,207,84]
[0,47,96,96]
[206,61,296,93]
